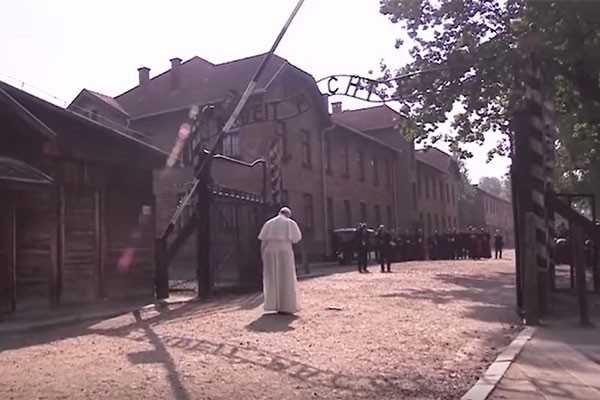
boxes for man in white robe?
[258,207,302,314]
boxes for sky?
[0,0,510,183]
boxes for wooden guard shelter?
[0,81,167,315]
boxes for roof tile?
[331,105,401,131]
[114,54,287,117]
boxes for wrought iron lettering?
[317,74,395,103]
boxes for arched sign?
[316,75,399,103]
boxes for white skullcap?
[279,207,292,216]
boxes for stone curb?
[460,326,536,400]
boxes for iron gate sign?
[317,74,398,103]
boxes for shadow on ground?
[90,321,441,399]
[0,292,264,353]
[245,313,298,332]
[380,270,519,325]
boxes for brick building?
[469,185,514,246]
[330,103,418,231]
[414,147,461,235]
[68,55,419,261]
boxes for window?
[326,196,334,230]
[342,143,350,177]
[454,217,457,228]
[387,205,393,227]
[222,130,241,158]
[439,181,444,203]
[446,183,450,205]
[448,216,452,228]
[89,109,99,121]
[374,204,381,225]
[303,193,314,232]
[360,202,367,223]
[276,121,290,163]
[412,182,418,210]
[372,156,379,186]
[344,200,352,226]
[385,158,392,186]
[432,178,437,200]
[358,150,365,181]
[301,129,312,168]
[442,217,446,231]
[427,213,432,233]
[425,176,430,199]
[417,174,422,198]
[324,134,332,174]
[434,214,439,231]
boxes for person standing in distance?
[258,207,302,315]
[376,224,393,273]
[494,230,504,259]
[355,223,369,273]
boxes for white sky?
[0,0,509,182]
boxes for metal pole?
[161,0,306,242]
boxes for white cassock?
[257,214,302,313]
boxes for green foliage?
[453,152,476,227]
[379,0,600,205]
[478,175,512,201]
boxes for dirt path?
[0,254,521,400]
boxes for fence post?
[155,238,169,300]
[593,223,600,292]
[571,224,592,326]
[196,174,212,298]
[524,212,540,325]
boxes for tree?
[378,0,600,208]
[454,152,476,228]
[478,176,503,198]
[478,175,512,201]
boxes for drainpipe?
[320,122,336,260]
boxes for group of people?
[361,225,505,273]
[554,223,598,267]
[256,207,507,315]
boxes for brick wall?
[416,161,460,235]
[325,125,396,231]
[364,127,418,229]
[475,189,514,245]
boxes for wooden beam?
[524,212,539,325]
[0,86,57,139]
[571,224,592,327]
[94,189,103,299]
[196,179,212,298]
[7,193,16,312]
[55,186,65,307]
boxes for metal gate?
[209,185,264,291]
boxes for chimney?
[138,67,150,88]
[170,57,182,89]
[331,101,342,114]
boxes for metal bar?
[161,0,305,242]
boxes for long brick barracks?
[67,53,514,262]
